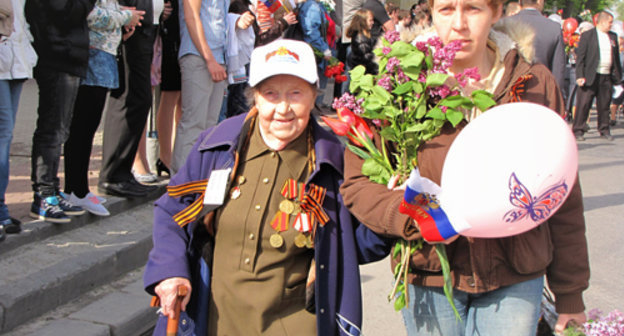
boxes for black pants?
[99,27,157,183]
[64,85,108,198]
[573,74,613,136]
[31,66,81,196]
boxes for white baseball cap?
[248,39,319,87]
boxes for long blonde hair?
[347,9,373,39]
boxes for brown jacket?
[340,25,589,314]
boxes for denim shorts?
[81,48,119,89]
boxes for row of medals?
[230,175,314,249]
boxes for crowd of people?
[0,0,600,334]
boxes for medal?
[270,233,284,248]
[237,176,246,185]
[279,199,295,214]
[230,186,241,200]
[294,233,307,248]
[305,235,314,249]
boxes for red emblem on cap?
[265,46,300,62]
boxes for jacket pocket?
[501,224,553,275]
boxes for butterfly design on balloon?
[503,173,569,223]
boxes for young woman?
[340,0,589,334]
[346,9,378,75]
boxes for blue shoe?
[57,192,86,216]
[29,194,71,224]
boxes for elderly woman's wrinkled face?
[432,0,501,66]
[254,75,317,150]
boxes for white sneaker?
[69,192,110,216]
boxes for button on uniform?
[244,257,250,264]
[249,233,255,240]
[255,204,261,210]
[262,177,269,184]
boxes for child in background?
[63,0,143,216]
[346,9,377,75]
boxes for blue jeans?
[0,79,25,221]
[31,66,80,196]
[401,277,544,336]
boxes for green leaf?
[425,73,449,87]
[405,122,429,133]
[440,95,470,108]
[425,54,433,69]
[435,245,461,320]
[383,105,402,119]
[346,144,372,160]
[387,41,413,57]
[363,97,383,112]
[393,81,414,95]
[446,110,464,127]
[379,126,398,142]
[372,85,393,104]
[348,66,366,92]
[427,107,446,120]
[403,66,422,81]
[415,103,427,119]
[471,90,496,111]
[394,292,406,311]
[400,51,425,68]
[361,158,391,183]
[392,241,402,258]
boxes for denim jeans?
[401,277,544,336]
[0,79,25,221]
[31,66,80,196]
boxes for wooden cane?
[166,285,189,336]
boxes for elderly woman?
[340,0,589,335]
[144,39,390,336]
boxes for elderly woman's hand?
[154,277,192,319]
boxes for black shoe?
[156,159,170,177]
[128,177,159,193]
[575,134,585,141]
[0,224,5,242]
[610,120,617,126]
[583,124,590,132]
[98,180,148,198]
[30,194,71,224]
[56,192,86,216]
[600,133,614,141]
[0,217,22,234]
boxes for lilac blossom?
[384,30,401,44]
[415,41,428,54]
[583,309,624,336]
[377,75,393,91]
[428,84,451,99]
[332,92,364,115]
[455,67,481,87]
[396,68,410,84]
[382,46,392,55]
[440,106,448,114]
[386,57,400,73]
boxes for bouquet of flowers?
[321,30,495,315]
[563,309,624,336]
[313,48,348,84]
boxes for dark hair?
[346,9,373,38]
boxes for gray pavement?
[5,79,624,335]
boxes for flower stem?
[435,244,461,320]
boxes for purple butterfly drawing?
[503,173,569,223]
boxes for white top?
[0,0,37,80]
[153,0,164,24]
[597,30,612,75]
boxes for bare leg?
[132,126,152,176]
[156,90,181,169]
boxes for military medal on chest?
[269,179,330,249]
[230,175,246,200]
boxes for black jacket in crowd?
[25,0,96,78]
[347,32,378,75]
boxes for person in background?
[155,0,181,176]
[63,0,144,216]
[0,0,37,237]
[346,8,377,75]
[609,35,624,126]
[362,0,392,42]
[225,0,255,118]
[25,0,94,223]
[574,11,621,142]
[144,39,391,335]
[340,0,589,334]
[97,0,165,197]
[503,0,566,98]
[384,1,398,31]
[504,1,520,16]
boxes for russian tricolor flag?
[398,169,471,242]
[259,0,282,13]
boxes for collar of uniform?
[245,119,309,179]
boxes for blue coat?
[144,114,392,336]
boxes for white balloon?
[439,102,578,238]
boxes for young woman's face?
[367,13,375,29]
[254,75,316,150]
[432,0,501,65]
